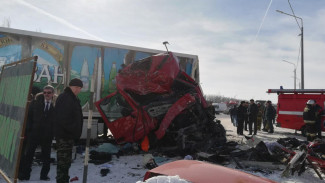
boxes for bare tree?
[35,28,42,32]
[2,17,11,28]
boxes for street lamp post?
[282,60,297,89]
[276,10,304,89]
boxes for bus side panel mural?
[0,31,198,111]
[70,46,99,108]
[32,40,64,90]
[0,34,22,66]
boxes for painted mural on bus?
[0,29,198,110]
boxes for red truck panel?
[277,93,325,131]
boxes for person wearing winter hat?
[55,78,83,183]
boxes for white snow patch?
[137,175,190,183]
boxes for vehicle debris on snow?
[210,136,325,180]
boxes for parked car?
[143,160,277,183]
[212,102,227,114]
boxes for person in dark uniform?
[265,101,276,133]
[55,78,83,183]
[303,100,317,141]
[248,99,258,135]
[18,85,56,181]
[236,101,246,135]
[312,100,323,139]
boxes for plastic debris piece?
[70,176,78,182]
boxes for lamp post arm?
[282,60,296,69]
[276,10,302,29]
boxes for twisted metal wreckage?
[95,52,226,154]
[225,137,325,180]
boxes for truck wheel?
[301,126,306,137]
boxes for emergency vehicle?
[267,89,325,136]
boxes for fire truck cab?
[267,89,325,136]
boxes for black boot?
[40,176,50,181]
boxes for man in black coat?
[244,101,249,131]
[18,85,56,181]
[236,101,246,135]
[248,99,259,135]
[55,78,83,183]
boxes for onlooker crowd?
[230,98,323,142]
[230,99,276,136]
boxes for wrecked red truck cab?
[96,52,225,151]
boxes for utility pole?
[276,10,304,89]
[282,60,297,89]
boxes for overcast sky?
[1,0,325,103]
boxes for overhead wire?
[288,0,301,30]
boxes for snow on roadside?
[0,114,324,183]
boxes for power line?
[288,0,301,29]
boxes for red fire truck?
[267,89,325,136]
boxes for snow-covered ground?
[0,114,324,183]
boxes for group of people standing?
[230,99,276,136]
[18,78,84,183]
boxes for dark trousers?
[306,123,317,141]
[19,137,52,179]
[56,138,74,183]
[315,119,322,138]
[237,118,244,135]
[249,116,257,135]
[244,117,248,130]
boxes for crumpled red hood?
[116,52,180,95]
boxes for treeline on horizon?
[204,94,240,104]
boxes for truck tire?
[300,126,306,137]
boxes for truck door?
[95,92,139,143]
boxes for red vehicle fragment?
[280,140,325,179]
[143,160,277,183]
